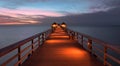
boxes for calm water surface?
[0,25,49,49]
[69,26,120,46]
[0,26,120,49]
[0,25,120,66]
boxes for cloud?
[0,0,49,9]
[0,8,65,17]
[0,0,120,25]
[1,0,120,9]
[0,7,65,25]
[89,0,120,10]
[40,7,120,26]
[90,0,120,6]
[0,0,119,16]
[0,17,41,25]
[0,15,39,25]
[104,0,120,7]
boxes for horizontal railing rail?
[0,29,52,66]
[66,28,120,66]
[0,27,119,66]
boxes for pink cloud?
[0,8,65,25]
[0,20,41,25]
[0,8,65,18]
[0,22,27,25]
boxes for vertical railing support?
[44,33,46,40]
[0,29,52,66]
[38,36,40,46]
[31,39,34,54]
[72,32,74,39]
[69,31,72,39]
[18,47,21,66]
[104,46,107,66]
[88,39,92,54]
[76,32,78,40]
[70,32,75,40]
[42,33,45,43]
[81,35,83,47]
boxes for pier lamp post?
[61,22,67,30]
[52,22,57,32]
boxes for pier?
[0,23,120,66]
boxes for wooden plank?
[22,27,104,66]
[1,26,120,66]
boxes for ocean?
[0,25,50,49]
[69,26,120,46]
[0,25,120,66]
[1,25,119,49]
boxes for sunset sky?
[0,0,120,26]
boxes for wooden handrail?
[66,28,120,66]
[0,27,120,66]
[0,29,52,66]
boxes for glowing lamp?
[52,24,57,28]
[52,22,57,28]
[61,24,66,28]
[61,22,67,28]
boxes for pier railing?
[67,28,120,66]
[0,29,52,66]
[0,27,120,66]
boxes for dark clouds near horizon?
[39,7,120,26]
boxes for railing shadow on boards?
[0,29,52,66]
[67,28,120,66]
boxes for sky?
[0,0,120,26]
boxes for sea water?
[0,25,50,49]
[0,26,119,49]
[0,25,120,66]
[69,26,120,46]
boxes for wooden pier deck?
[22,27,103,66]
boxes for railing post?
[76,32,78,40]
[104,46,107,66]
[88,39,92,54]
[81,35,83,47]
[69,31,72,39]
[44,32,46,40]
[71,32,75,40]
[31,39,34,54]
[18,47,21,66]
[42,33,45,43]
[73,32,75,40]
[38,36,40,46]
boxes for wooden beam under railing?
[66,28,120,66]
[0,29,52,66]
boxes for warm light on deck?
[57,48,88,59]
[49,36,69,39]
[45,40,71,44]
